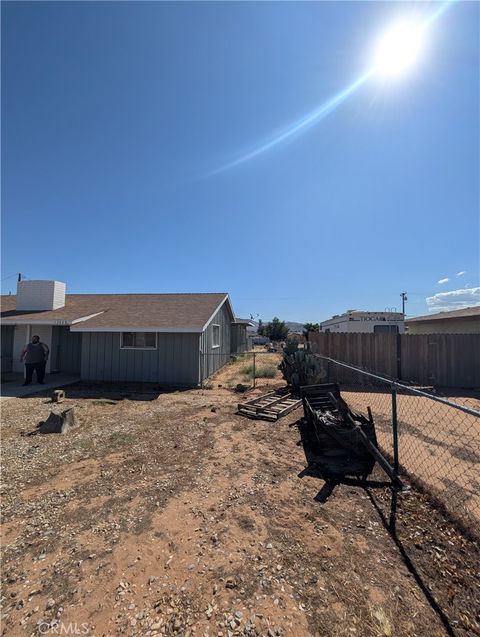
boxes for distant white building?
[320,310,405,334]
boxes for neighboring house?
[288,331,306,343]
[406,306,480,334]
[320,310,405,334]
[1,280,249,386]
[230,318,254,354]
[246,322,258,337]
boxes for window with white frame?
[212,324,220,348]
[121,332,157,349]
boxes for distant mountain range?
[285,321,304,332]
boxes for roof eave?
[70,326,203,333]
[1,311,105,327]
[406,314,479,324]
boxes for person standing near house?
[20,335,49,386]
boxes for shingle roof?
[406,306,480,323]
[1,294,110,322]
[1,293,231,331]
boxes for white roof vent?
[16,280,66,311]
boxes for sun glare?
[373,20,426,77]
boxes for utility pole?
[398,292,408,381]
[400,292,407,316]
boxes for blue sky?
[1,1,478,322]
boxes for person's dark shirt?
[24,343,47,364]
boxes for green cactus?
[280,347,327,391]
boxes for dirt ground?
[1,376,479,637]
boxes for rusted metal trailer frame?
[301,383,402,488]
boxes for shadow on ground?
[367,489,459,637]
[52,381,194,402]
[295,410,471,637]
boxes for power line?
[1,272,21,283]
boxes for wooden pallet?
[238,390,302,421]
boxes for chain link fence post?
[391,383,399,474]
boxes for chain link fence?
[313,354,480,535]
[200,349,283,390]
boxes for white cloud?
[456,271,466,276]
[437,277,449,284]
[426,287,480,313]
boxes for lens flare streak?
[208,71,372,176]
[207,0,456,176]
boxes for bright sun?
[373,20,426,77]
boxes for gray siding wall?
[200,301,232,380]
[80,332,200,385]
[230,324,248,354]
[51,327,82,374]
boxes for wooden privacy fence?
[308,332,480,388]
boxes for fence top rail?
[313,354,480,419]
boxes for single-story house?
[406,306,480,334]
[1,280,249,386]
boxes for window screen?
[373,325,399,334]
[212,325,220,347]
[121,332,157,348]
